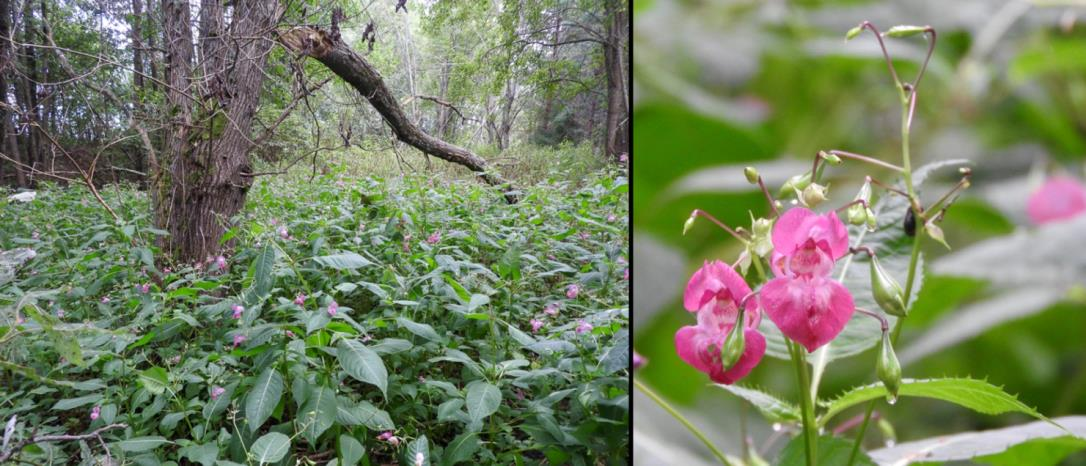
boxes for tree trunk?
[154,0,281,262]
[131,0,144,90]
[603,0,629,160]
[279,27,518,203]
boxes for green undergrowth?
[0,167,629,465]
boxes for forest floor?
[0,165,629,465]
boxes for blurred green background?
[632,0,1086,464]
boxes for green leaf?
[179,442,219,466]
[138,366,170,395]
[51,394,103,410]
[251,244,277,298]
[116,436,169,452]
[404,434,431,466]
[777,435,876,466]
[313,252,373,270]
[300,385,337,444]
[819,378,1046,427]
[714,384,801,423]
[336,399,395,430]
[465,381,501,428]
[337,339,388,397]
[250,432,291,464]
[339,434,365,466]
[870,417,1086,465]
[397,317,443,341]
[245,367,284,433]
[441,432,480,466]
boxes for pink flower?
[530,319,544,333]
[170,355,182,364]
[761,208,855,353]
[294,293,306,306]
[163,267,172,274]
[619,153,629,163]
[377,431,392,441]
[389,436,401,446]
[578,231,590,241]
[566,284,580,299]
[675,261,764,384]
[31,230,39,239]
[427,231,441,244]
[56,309,65,318]
[231,304,244,319]
[327,300,338,317]
[90,405,100,420]
[139,283,151,294]
[211,386,226,400]
[277,226,290,239]
[232,334,246,348]
[607,214,617,223]
[544,303,560,316]
[575,320,593,334]
[633,351,646,370]
[1027,176,1086,224]
[285,330,295,338]
[623,268,629,281]
[215,255,227,271]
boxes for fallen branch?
[0,421,127,463]
[277,26,519,203]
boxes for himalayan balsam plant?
[633,23,1069,466]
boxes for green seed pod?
[877,332,902,403]
[870,255,908,317]
[847,204,868,225]
[720,321,745,371]
[865,207,878,229]
[683,215,696,236]
[821,151,842,165]
[744,166,760,184]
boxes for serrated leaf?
[251,245,276,298]
[337,339,388,397]
[51,394,103,410]
[339,434,365,466]
[397,317,442,341]
[465,381,501,427]
[336,399,395,430]
[313,252,373,270]
[819,377,1047,427]
[245,367,284,433]
[300,385,337,444]
[714,384,800,423]
[404,434,431,466]
[441,432,480,466]
[250,432,290,463]
[138,366,169,395]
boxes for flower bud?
[885,25,927,38]
[683,215,696,236]
[720,321,746,371]
[870,255,907,317]
[744,166,760,184]
[926,222,951,250]
[779,172,812,197]
[877,332,902,402]
[845,25,863,41]
[802,183,828,207]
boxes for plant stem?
[633,378,735,466]
[847,87,926,466]
[789,341,818,466]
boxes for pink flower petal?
[683,260,754,312]
[1027,176,1086,225]
[674,325,765,385]
[761,275,855,352]
[771,208,849,262]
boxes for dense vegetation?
[1,166,630,464]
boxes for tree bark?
[279,27,518,203]
[131,0,144,90]
[154,0,281,262]
[602,0,629,160]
